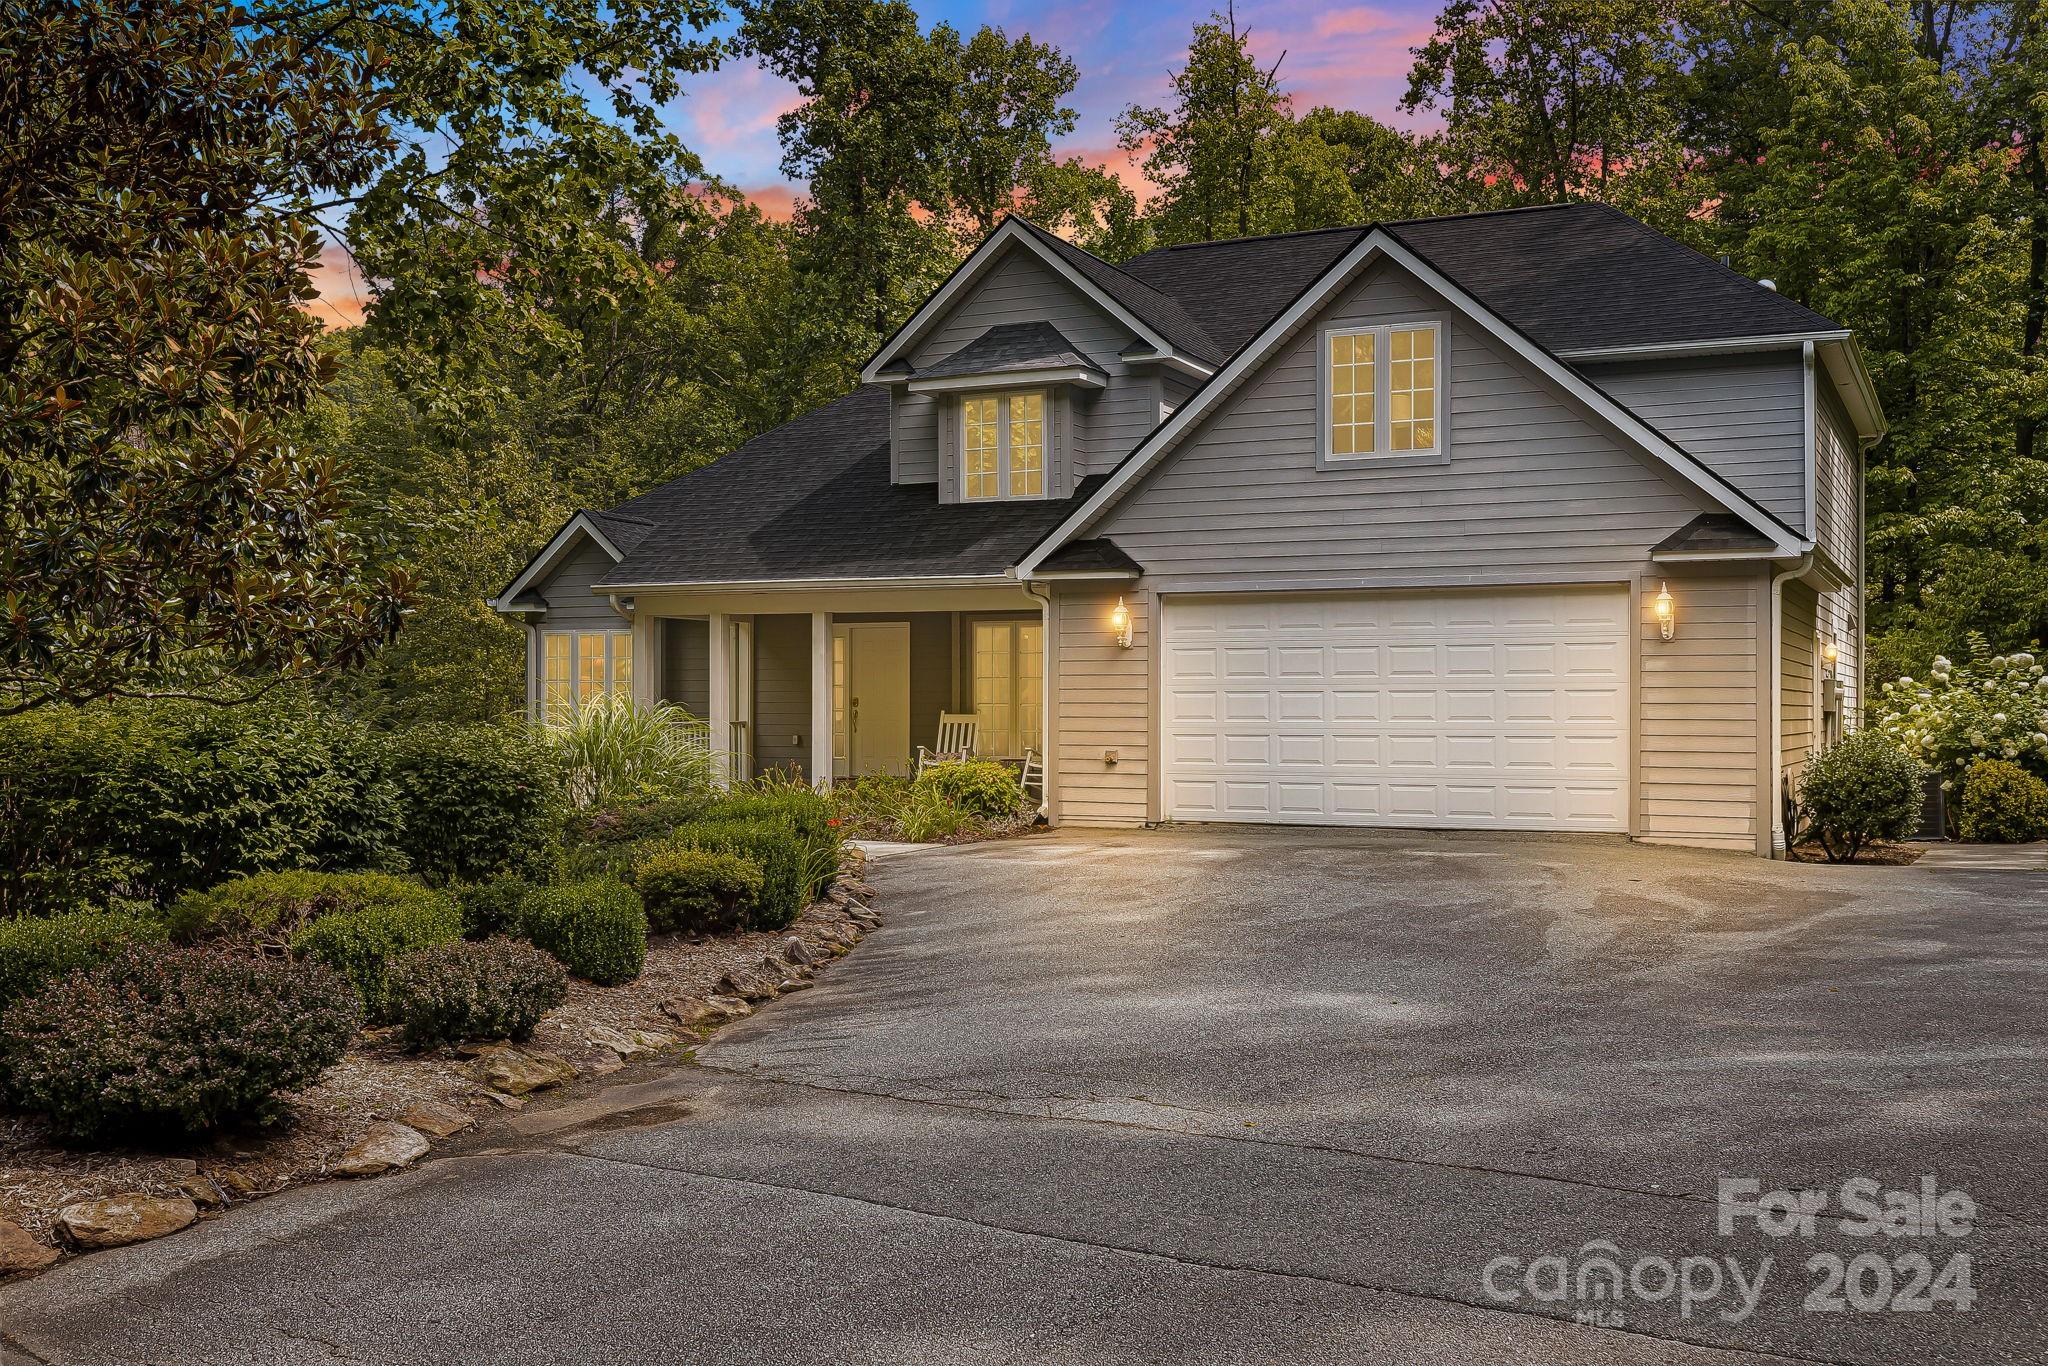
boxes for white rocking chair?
[1017,748,1044,802]
[914,713,978,777]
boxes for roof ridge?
[1140,203,1587,256]
[1009,216,1224,361]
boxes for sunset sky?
[311,1,1444,326]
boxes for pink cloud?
[304,235,369,330]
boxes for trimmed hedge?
[912,759,1026,822]
[384,939,567,1050]
[0,947,360,1140]
[521,880,647,985]
[166,870,444,944]
[633,847,763,935]
[451,878,537,941]
[563,795,713,848]
[284,885,464,1011]
[1958,759,2048,843]
[0,911,169,1012]
[384,723,564,885]
[673,819,807,930]
[0,698,404,918]
[1798,731,1926,862]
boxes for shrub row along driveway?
[4,828,2043,1364]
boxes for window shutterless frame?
[1318,320,1447,470]
[537,628,632,720]
[959,391,1049,501]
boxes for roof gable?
[491,510,642,611]
[1017,227,1807,576]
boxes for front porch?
[628,585,1047,786]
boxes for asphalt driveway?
[4,828,2043,1364]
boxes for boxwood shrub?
[633,847,764,936]
[383,939,568,1050]
[450,878,537,941]
[0,910,169,1012]
[911,759,1026,822]
[384,723,564,885]
[1957,759,2048,843]
[166,870,445,945]
[283,885,464,1011]
[0,947,360,1141]
[674,819,807,930]
[520,880,647,986]
[1797,731,1926,862]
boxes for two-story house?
[492,203,1884,857]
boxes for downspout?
[607,593,634,624]
[1768,552,1815,856]
[1022,577,1054,821]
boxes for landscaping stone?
[56,1195,196,1250]
[783,936,819,965]
[717,969,778,1002]
[212,1168,257,1198]
[0,1220,59,1275]
[586,1024,657,1059]
[482,1089,528,1110]
[398,1100,475,1139]
[332,1122,430,1178]
[778,978,814,993]
[628,1028,677,1051]
[159,1158,199,1179]
[660,997,723,1028]
[702,995,753,1021]
[177,1176,227,1209]
[459,1045,577,1096]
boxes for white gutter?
[1768,552,1815,856]
[590,573,1019,594]
[1021,579,1054,820]
[1559,331,1850,362]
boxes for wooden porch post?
[707,610,732,785]
[810,611,833,790]
[629,607,657,708]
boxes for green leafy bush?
[896,781,983,842]
[1957,760,2048,843]
[384,723,564,885]
[1873,640,2048,795]
[561,834,667,882]
[383,939,567,1049]
[563,794,713,848]
[912,759,1026,822]
[828,773,913,837]
[166,871,447,944]
[520,880,647,985]
[1797,731,1928,862]
[548,695,720,809]
[711,777,841,899]
[451,878,536,940]
[286,887,464,1010]
[633,847,763,935]
[674,819,807,929]
[0,911,169,1012]
[0,698,404,918]
[0,948,360,1140]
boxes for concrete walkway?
[4,828,2043,1364]
[1912,840,2048,872]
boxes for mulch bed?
[1785,840,1926,865]
[0,858,881,1263]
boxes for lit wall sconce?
[1109,596,1133,649]
[1821,639,1839,675]
[1652,582,1676,642]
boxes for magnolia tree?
[1872,642,2048,795]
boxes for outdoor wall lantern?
[1109,596,1133,650]
[1652,582,1677,642]
[1821,639,1839,674]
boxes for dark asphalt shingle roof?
[1650,513,1782,555]
[1034,538,1144,576]
[541,204,1837,591]
[916,322,1099,380]
[595,387,1103,586]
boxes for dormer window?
[1325,322,1441,461]
[962,391,1047,500]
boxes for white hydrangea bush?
[1873,640,2048,793]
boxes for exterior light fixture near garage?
[1652,582,1676,642]
[1109,596,1133,649]
[1821,639,1839,673]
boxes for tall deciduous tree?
[0,0,411,714]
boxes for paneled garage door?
[1162,589,1630,830]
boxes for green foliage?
[827,773,914,836]
[0,0,408,713]
[520,880,648,985]
[383,938,568,1049]
[673,819,808,930]
[913,759,1027,822]
[166,870,442,942]
[1957,760,2048,844]
[714,775,842,898]
[0,911,169,1013]
[895,781,984,843]
[0,699,405,918]
[0,947,360,1141]
[1871,644,2048,789]
[549,695,720,809]
[565,794,715,847]
[385,723,565,884]
[451,878,538,941]
[632,847,764,936]
[286,886,464,1010]
[1797,731,1928,863]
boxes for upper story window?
[1326,322,1441,461]
[541,629,631,720]
[962,391,1047,500]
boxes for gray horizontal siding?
[660,618,708,716]
[528,537,627,630]
[752,614,812,778]
[893,389,939,485]
[1578,354,1808,534]
[1814,385,1858,575]
[1096,261,1716,591]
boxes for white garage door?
[1162,588,1630,831]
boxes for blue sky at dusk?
[673,0,1446,216]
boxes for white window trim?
[970,618,1044,758]
[537,628,633,720]
[959,390,1050,502]
[1320,320,1444,467]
